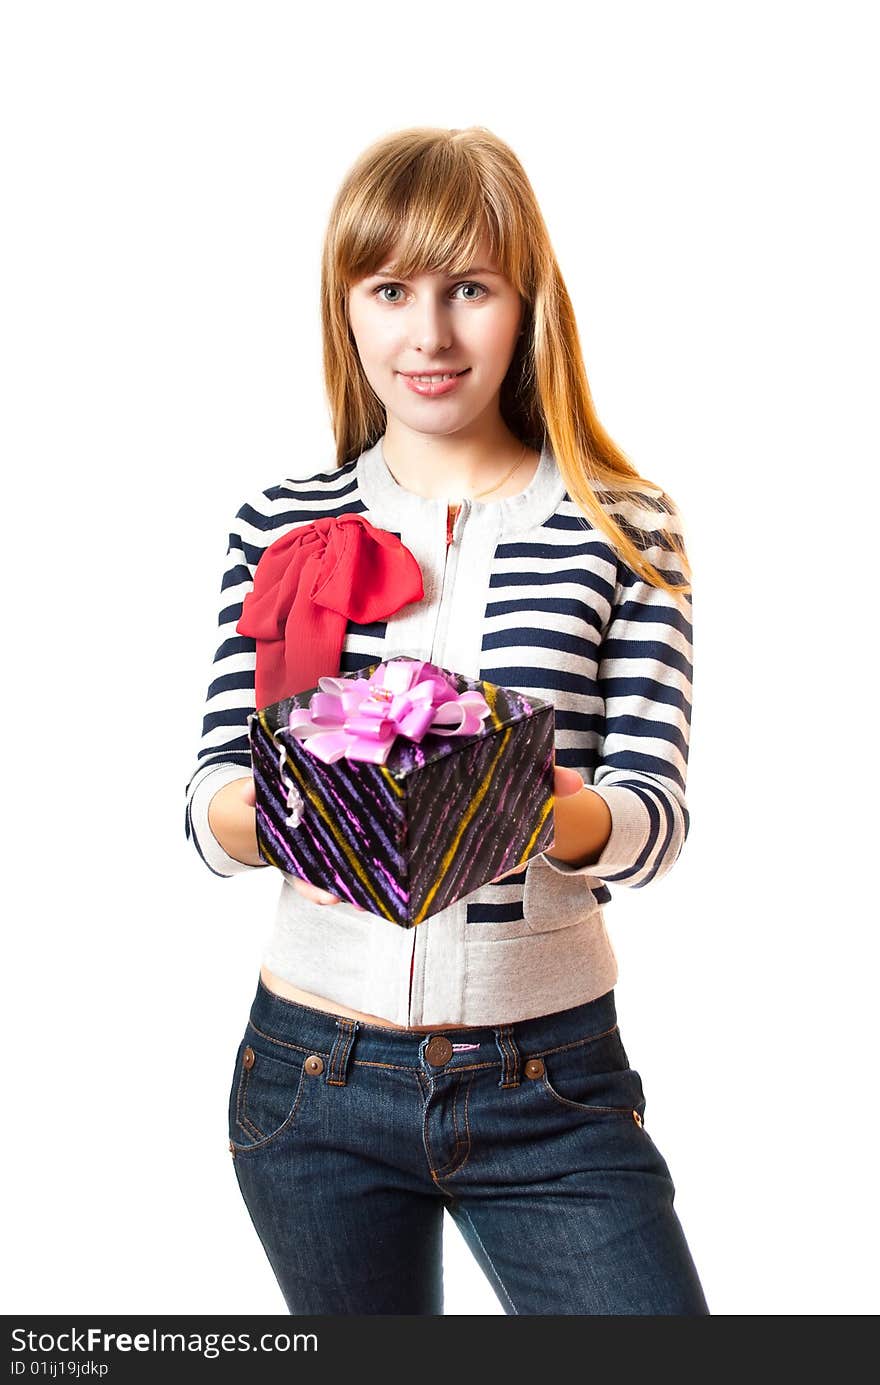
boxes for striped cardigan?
[184,436,693,1026]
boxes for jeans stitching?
[456,1204,518,1314]
[540,1069,635,1116]
[232,1063,309,1153]
[453,1076,474,1177]
[533,1023,620,1059]
[247,1020,324,1058]
[328,1019,356,1086]
[420,1070,437,1177]
[236,1067,265,1140]
[246,1020,621,1071]
[431,1074,473,1178]
[497,1024,520,1088]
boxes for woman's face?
[346,236,524,437]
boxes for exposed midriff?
[260,964,475,1031]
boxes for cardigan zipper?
[429,499,469,670]
[407,499,469,1025]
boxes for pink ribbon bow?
[286,658,491,765]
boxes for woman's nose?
[407,298,453,353]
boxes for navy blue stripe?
[600,747,687,796]
[605,713,690,763]
[542,512,599,533]
[340,649,389,674]
[595,783,665,885]
[238,499,368,554]
[344,619,389,639]
[554,709,605,735]
[489,567,612,594]
[206,669,254,700]
[609,596,693,641]
[485,596,605,629]
[466,903,526,923]
[495,538,616,561]
[481,626,600,660]
[267,464,359,503]
[600,673,692,718]
[211,634,256,663]
[479,665,602,697]
[554,747,602,773]
[221,563,251,592]
[613,778,677,883]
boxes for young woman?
[185,125,709,1316]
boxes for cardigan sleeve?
[541,496,694,887]
[184,498,270,878]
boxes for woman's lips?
[398,369,470,397]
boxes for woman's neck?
[381,432,540,502]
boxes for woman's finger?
[553,763,585,798]
[288,876,368,911]
[289,878,340,905]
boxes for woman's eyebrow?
[372,265,502,278]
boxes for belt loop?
[327,1017,359,1086]
[494,1023,521,1088]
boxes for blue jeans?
[228,976,710,1315]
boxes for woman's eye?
[453,282,488,301]
[373,282,488,304]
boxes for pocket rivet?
[228,1140,236,1155]
[305,1054,324,1076]
[632,1109,643,1127]
[242,1046,256,1070]
[524,1058,545,1079]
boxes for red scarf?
[236,513,424,709]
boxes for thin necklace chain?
[383,442,531,505]
[468,443,529,500]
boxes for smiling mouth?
[398,369,470,380]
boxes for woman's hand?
[489,761,586,882]
[286,872,365,910]
[208,776,363,904]
[207,775,264,867]
[286,876,359,907]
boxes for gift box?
[247,656,556,927]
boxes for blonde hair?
[320,125,691,601]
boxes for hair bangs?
[336,146,522,292]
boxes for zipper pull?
[446,498,470,547]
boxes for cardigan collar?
[356,432,567,535]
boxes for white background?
[3,1,877,1316]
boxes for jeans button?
[425,1036,454,1067]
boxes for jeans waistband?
[246,974,619,1077]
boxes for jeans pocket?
[228,1024,310,1156]
[536,1025,645,1121]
